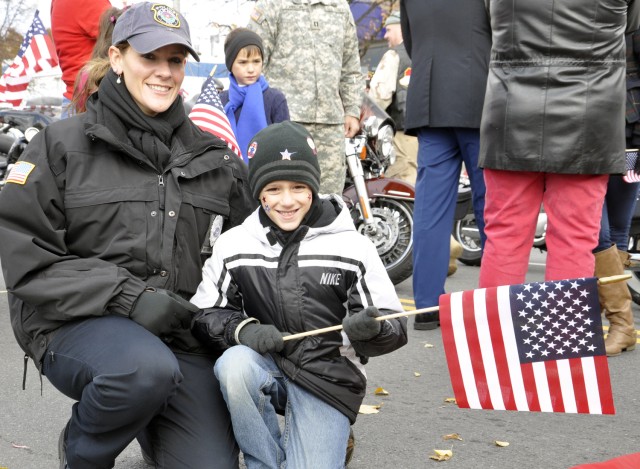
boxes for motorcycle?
[452,171,547,266]
[343,95,415,285]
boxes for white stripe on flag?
[557,359,577,413]
[450,291,481,409]
[473,288,505,410]
[532,361,553,412]
[581,357,602,414]
[497,286,529,411]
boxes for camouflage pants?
[298,122,346,195]
[386,130,418,186]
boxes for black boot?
[414,311,439,330]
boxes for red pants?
[479,169,608,287]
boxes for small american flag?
[0,11,59,107]
[623,149,640,183]
[439,277,615,415]
[188,75,241,158]
[5,161,36,185]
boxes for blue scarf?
[224,74,269,164]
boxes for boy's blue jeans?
[214,345,350,469]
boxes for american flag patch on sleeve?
[6,161,35,185]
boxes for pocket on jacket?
[64,186,156,275]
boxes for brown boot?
[594,246,637,357]
[448,236,463,277]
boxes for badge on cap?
[151,4,181,28]
[306,137,317,155]
[248,141,258,159]
[280,149,294,160]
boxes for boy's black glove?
[238,323,284,354]
[130,288,199,337]
[342,306,382,341]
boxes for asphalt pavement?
[1,249,639,469]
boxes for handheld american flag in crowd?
[0,10,59,107]
[188,74,241,158]
[439,277,615,415]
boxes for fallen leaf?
[429,449,453,461]
[424,343,434,348]
[443,433,463,441]
[11,443,30,449]
[444,397,457,404]
[374,387,389,396]
[494,440,510,447]
[359,404,382,414]
[414,372,421,377]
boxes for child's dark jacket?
[191,195,407,423]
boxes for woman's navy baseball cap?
[112,2,200,62]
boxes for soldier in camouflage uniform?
[248,0,363,195]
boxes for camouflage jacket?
[248,0,363,124]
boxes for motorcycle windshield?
[360,93,395,132]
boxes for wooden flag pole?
[597,273,632,285]
[282,306,439,342]
[281,274,631,342]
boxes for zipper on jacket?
[158,175,165,210]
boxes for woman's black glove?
[237,323,284,354]
[130,288,199,337]
[342,306,382,341]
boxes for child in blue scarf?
[221,28,290,164]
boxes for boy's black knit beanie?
[224,29,264,72]
[248,121,321,199]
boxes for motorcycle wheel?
[452,214,482,266]
[355,198,414,285]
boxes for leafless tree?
[0,0,32,64]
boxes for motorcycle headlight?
[376,124,396,166]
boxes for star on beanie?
[248,121,321,199]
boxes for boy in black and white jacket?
[191,121,407,468]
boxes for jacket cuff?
[107,272,147,317]
[233,317,260,345]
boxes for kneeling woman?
[0,3,254,468]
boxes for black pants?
[42,316,238,469]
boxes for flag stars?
[511,278,605,363]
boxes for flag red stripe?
[462,290,493,409]
[485,287,517,410]
[593,355,615,414]
[519,362,541,412]
[544,361,565,413]
[568,357,589,414]
[191,114,235,139]
[439,293,470,408]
